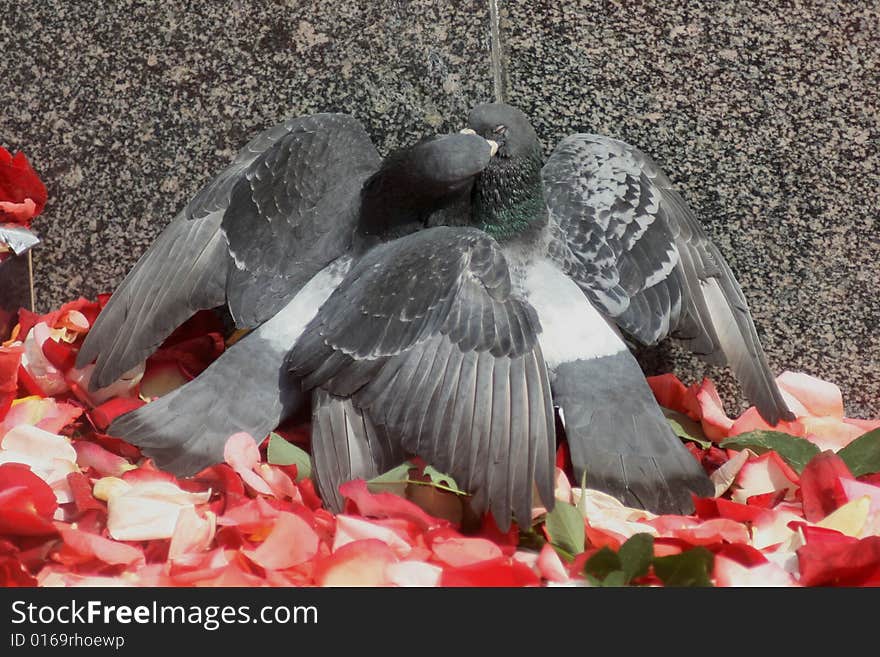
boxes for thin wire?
[489,0,507,103]
[27,250,35,312]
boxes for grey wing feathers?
[553,353,713,514]
[287,227,556,529]
[77,210,229,390]
[77,113,379,390]
[544,134,793,424]
[223,114,381,326]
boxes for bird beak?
[459,128,498,157]
[486,140,499,157]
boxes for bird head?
[357,131,494,240]
[464,103,546,242]
[466,102,541,160]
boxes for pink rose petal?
[537,543,570,583]
[431,536,504,567]
[245,511,320,570]
[777,371,844,419]
[224,432,272,495]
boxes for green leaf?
[662,407,712,449]
[618,533,655,583]
[544,501,585,556]
[266,432,311,481]
[720,430,820,473]
[366,462,415,496]
[422,465,464,494]
[583,546,621,580]
[838,428,880,477]
[599,570,628,587]
[653,547,714,587]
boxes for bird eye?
[494,125,507,135]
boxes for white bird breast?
[519,258,628,371]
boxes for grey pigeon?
[462,102,795,514]
[76,116,494,475]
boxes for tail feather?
[310,389,405,512]
[108,327,303,476]
[553,352,712,514]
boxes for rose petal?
[385,560,442,587]
[777,371,845,419]
[340,479,448,530]
[692,379,735,439]
[224,432,272,495]
[105,479,211,541]
[537,543,570,583]
[56,525,144,566]
[728,407,805,438]
[74,440,136,477]
[431,536,504,567]
[244,511,320,570]
[647,373,689,412]
[731,451,800,504]
[801,416,865,451]
[316,539,398,586]
[169,506,216,560]
[333,515,413,558]
[799,451,853,522]
[714,555,799,587]
[0,463,58,535]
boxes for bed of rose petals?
[1,295,880,587]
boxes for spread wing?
[77,113,380,389]
[543,134,793,424]
[287,226,556,530]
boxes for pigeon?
[458,102,795,514]
[75,114,495,475]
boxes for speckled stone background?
[1,0,877,417]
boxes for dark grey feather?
[223,114,381,325]
[107,325,305,476]
[553,352,713,514]
[310,389,405,513]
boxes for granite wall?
[1,1,877,417]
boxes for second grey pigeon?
[77,116,494,475]
[463,102,794,514]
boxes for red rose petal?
[797,535,880,586]
[647,373,689,412]
[40,337,77,372]
[0,148,47,224]
[799,451,854,522]
[66,472,105,515]
[0,463,58,536]
[441,557,542,587]
[91,397,146,431]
